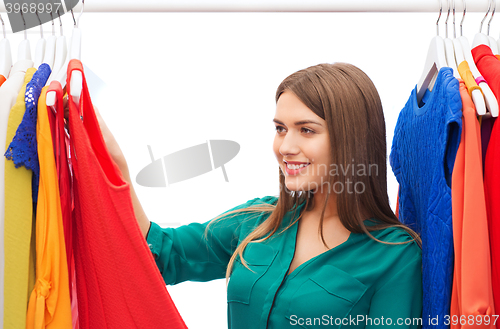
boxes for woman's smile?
[284,162,310,175]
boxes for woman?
[90,62,423,328]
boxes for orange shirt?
[0,75,6,87]
[26,86,72,328]
[450,79,495,328]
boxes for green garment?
[147,196,422,329]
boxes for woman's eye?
[275,126,285,133]
[301,127,314,134]
[275,126,314,134]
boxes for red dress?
[47,81,74,296]
[67,59,187,329]
[473,44,500,322]
[46,80,79,328]
[472,44,500,100]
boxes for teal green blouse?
[146,196,423,329]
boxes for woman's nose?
[279,132,300,157]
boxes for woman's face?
[273,91,332,193]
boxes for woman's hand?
[63,96,151,238]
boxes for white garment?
[0,59,33,325]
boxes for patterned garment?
[4,63,51,203]
[390,67,462,329]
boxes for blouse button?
[148,244,158,259]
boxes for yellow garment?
[458,61,484,98]
[3,67,36,329]
[26,86,72,328]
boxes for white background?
[2,8,493,329]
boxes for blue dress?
[390,67,462,329]
[4,63,51,203]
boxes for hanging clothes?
[456,57,491,171]
[472,44,500,318]
[449,79,495,327]
[483,109,500,327]
[5,63,52,204]
[47,81,73,295]
[4,65,53,328]
[471,44,500,171]
[67,59,186,329]
[484,119,500,328]
[390,67,462,329]
[0,74,6,87]
[457,61,483,97]
[2,65,35,329]
[472,44,500,99]
[26,85,73,328]
[46,80,79,328]
[481,117,495,174]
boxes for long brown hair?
[206,63,421,286]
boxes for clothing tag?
[82,63,107,106]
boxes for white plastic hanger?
[17,12,31,61]
[43,8,57,69]
[487,0,499,55]
[458,0,498,117]
[46,8,67,87]
[69,4,83,109]
[47,3,85,108]
[452,0,466,67]
[452,0,486,116]
[33,13,46,68]
[444,0,460,80]
[416,0,448,104]
[0,14,12,78]
[496,0,500,55]
[472,0,492,49]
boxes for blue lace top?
[390,67,462,329]
[4,63,52,203]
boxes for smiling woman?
[273,91,332,195]
[96,62,423,329]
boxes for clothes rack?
[0,0,495,13]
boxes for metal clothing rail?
[0,0,495,13]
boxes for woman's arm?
[93,107,151,237]
[366,248,423,329]
[64,99,270,284]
